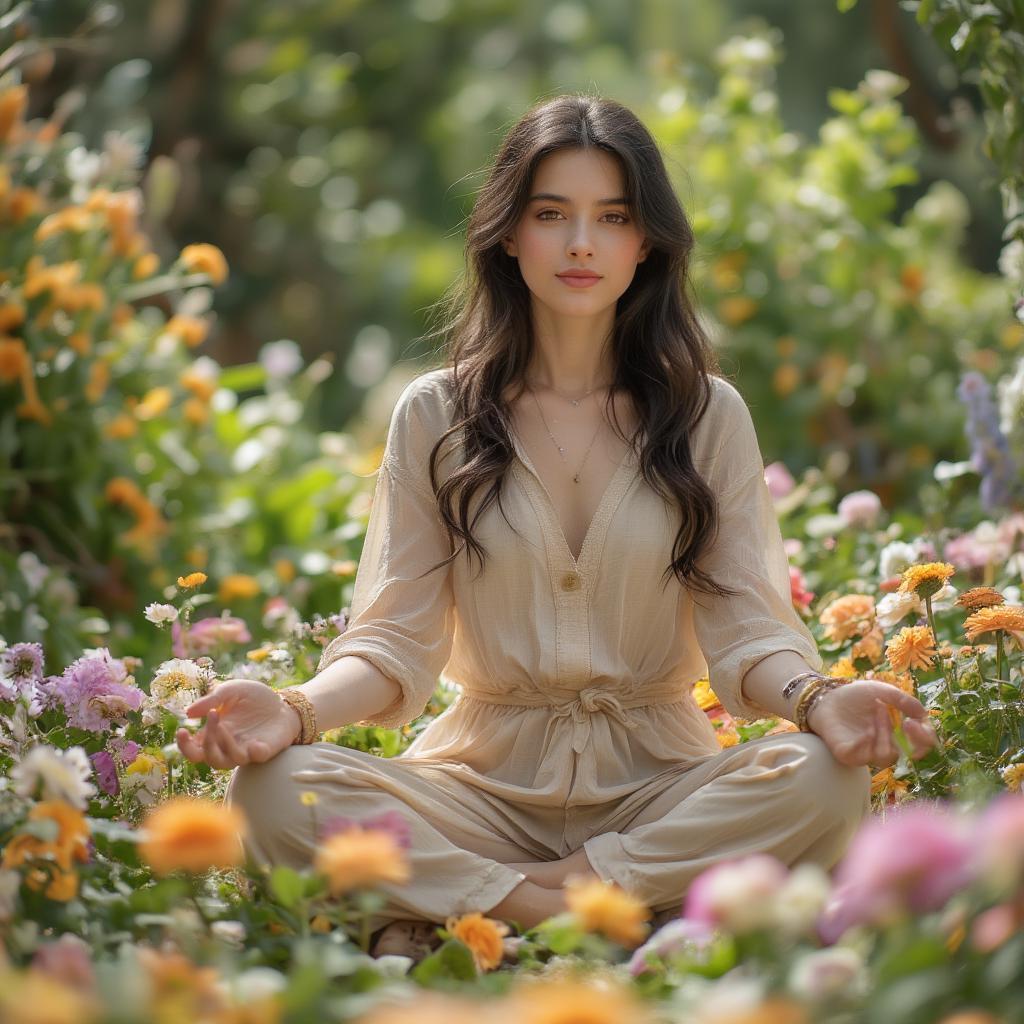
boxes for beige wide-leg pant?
[224,731,871,931]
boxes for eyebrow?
[527,193,628,205]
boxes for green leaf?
[269,865,305,909]
[410,938,478,983]
[837,0,859,10]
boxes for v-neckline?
[508,426,636,573]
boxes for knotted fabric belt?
[460,682,689,755]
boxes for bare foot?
[370,919,442,960]
[507,848,599,889]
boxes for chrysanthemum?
[563,877,651,947]
[956,587,1006,612]
[1000,764,1024,793]
[10,744,98,808]
[818,594,875,644]
[313,825,410,896]
[138,796,247,876]
[445,911,509,972]
[885,626,938,673]
[963,606,1024,650]
[898,562,956,600]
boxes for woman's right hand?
[175,680,302,770]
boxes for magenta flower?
[790,565,815,612]
[319,808,412,850]
[108,737,140,767]
[817,801,975,944]
[89,750,120,797]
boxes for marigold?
[818,594,875,644]
[885,625,938,673]
[898,562,956,600]
[138,796,247,876]
[217,574,260,603]
[500,978,660,1024]
[0,336,29,383]
[177,572,208,589]
[963,606,1024,650]
[563,876,651,947]
[445,911,509,972]
[957,587,1006,612]
[1,801,90,901]
[850,623,885,664]
[829,657,858,678]
[1001,764,1024,793]
[313,825,410,896]
[180,243,229,286]
[871,766,910,800]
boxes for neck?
[525,307,615,393]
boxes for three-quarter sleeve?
[689,382,823,721]
[315,375,456,730]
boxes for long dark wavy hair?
[416,92,741,600]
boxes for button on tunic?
[226,366,870,926]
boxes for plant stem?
[996,633,1006,688]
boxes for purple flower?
[51,648,144,733]
[817,801,975,944]
[0,642,45,701]
[957,371,1018,512]
[108,737,140,767]
[89,750,120,797]
[319,808,412,850]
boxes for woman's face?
[502,147,650,317]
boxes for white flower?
[144,603,179,624]
[259,339,303,380]
[774,863,831,937]
[996,355,1024,436]
[701,855,788,933]
[10,744,97,809]
[837,490,882,529]
[211,920,247,948]
[875,590,922,629]
[878,541,919,580]
[17,552,49,595]
[149,658,211,717]
[215,967,288,1006]
[692,974,766,1023]
[788,946,870,1002]
[931,582,958,611]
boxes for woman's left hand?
[804,680,939,769]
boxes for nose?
[566,221,594,258]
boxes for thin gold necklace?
[526,386,605,484]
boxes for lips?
[557,271,602,280]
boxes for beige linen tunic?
[225,367,871,924]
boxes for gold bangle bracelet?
[280,688,318,745]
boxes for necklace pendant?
[571,399,580,407]
[573,473,580,483]
[558,446,565,454]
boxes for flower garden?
[3,2,1024,1022]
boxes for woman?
[177,94,938,960]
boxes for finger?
[875,687,930,722]
[185,694,220,719]
[873,701,898,767]
[904,717,938,758]
[213,716,250,766]
[176,727,206,765]
[203,709,234,769]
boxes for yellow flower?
[829,657,858,678]
[691,676,720,711]
[716,728,740,748]
[177,571,208,589]
[0,302,25,332]
[819,594,875,644]
[963,605,1024,650]
[217,573,260,603]
[299,791,318,806]
[34,206,94,242]
[164,314,210,348]
[0,967,104,1024]
[885,625,938,674]
[898,562,956,600]
[850,623,886,664]
[275,558,297,583]
[138,796,248,876]
[1,801,90,902]
[499,978,660,1024]
[718,295,758,325]
[135,945,227,1020]
[957,587,1006,612]
[445,911,509,972]
[357,993,485,1024]
[0,85,28,142]
[180,243,229,286]
[134,386,172,420]
[563,876,651,947]
[132,252,160,280]
[1001,764,1024,793]
[773,363,801,397]
[313,825,410,896]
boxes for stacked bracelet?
[782,669,829,701]
[280,688,318,745]
[794,676,851,733]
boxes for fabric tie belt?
[550,687,641,754]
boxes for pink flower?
[817,802,975,944]
[972,792,1024,891]
[790,565,815,612]
[837,490,882,529]
[171,614,252,657]
[31,933,96,994]
[628,917,717,976]
[764,461,795,499]
[319,809,412,850]
[89,750,119,797]
[683,854,789,933]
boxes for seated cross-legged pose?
[176,93,938,961]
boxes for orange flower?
[818,594,875,644]
[134,386,172,420]
[1,801,90,902]
[445,911,509,972]
[871,766,909,800]
[164,314,209,348]
[135,945,226,1020]
[217,574,260,603]
[132,252,160,280]
[563,876,651,947]
[177,571,208,589]
[0,302,25,332]
[0,967,104,1024]
[691,677,720,711]
[313,826,410,896]
[180,243,229,286]
[885,625,938,673]
[957,587,1006,612]
[138,796,248,876]
[850,623,885,664]
[499,978,660,1024]
[0,85,28,142]
[0,336,29,383]
[898,562,956,600]
[963,606,1024,650]
[829,656,858,678]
